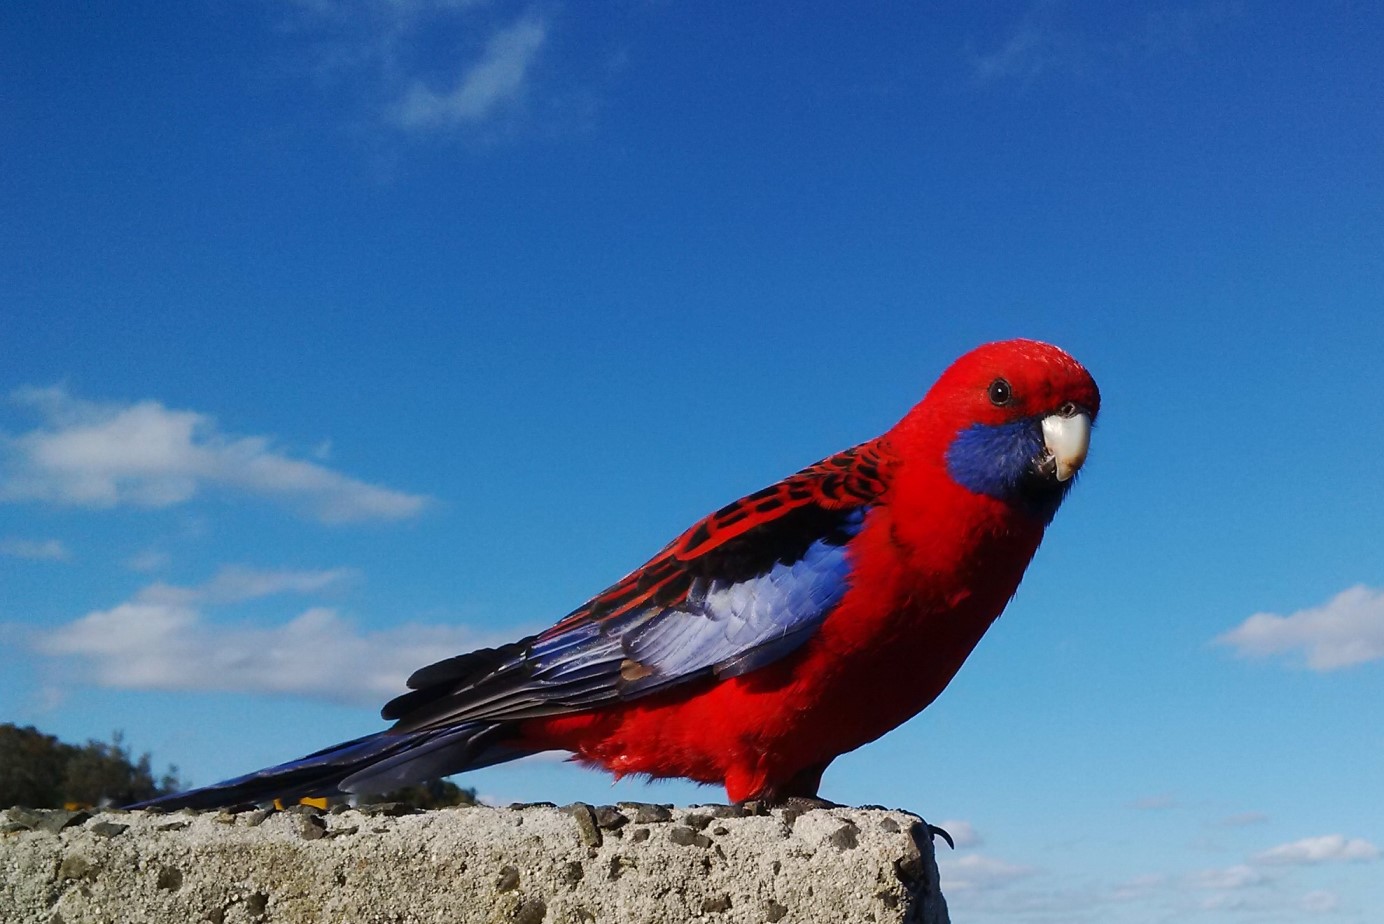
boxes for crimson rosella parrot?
[136,338,1099,809]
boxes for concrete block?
[1,803,949,923]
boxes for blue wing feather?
[383,443,891,733]
[615,508,863,694]
[385,506,866,734]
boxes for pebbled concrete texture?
[1,803,949,924]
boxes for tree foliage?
[1,723,480,810]
[0,724,183,808]
[370,778,478,809]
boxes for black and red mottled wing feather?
[381,441,894,734]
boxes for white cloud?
[1216,585,1384,671]
[1,385,428,524]
[264,2,583,139]
[126,549,171,572]
[1301,890,1339,913]
[32,567,494,706]
[969,12,1073,85]
[1254,834,1380,866]
[1188,864,1266,890]
[135,564,357,607]
[0,537,69,560]
[1198,892,1252,912]
[968,3,1239,87]
[1111,874,1166,901]
[941,853,1036,892]
[935,819,981,848]
[288,0,487,22]
[393,14,547,129]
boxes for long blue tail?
[130,721,527,810]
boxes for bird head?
[897,339,1101,524]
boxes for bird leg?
[750,760,838,808]
[740,761,956,850]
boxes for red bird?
[138,339,1099,809]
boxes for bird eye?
[988,378,1013,406]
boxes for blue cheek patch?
[945,419,1069,523]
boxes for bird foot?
[737,794,844,812]
[778,795,845,811]
[734,794,845,816]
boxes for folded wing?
[383,441,892,733]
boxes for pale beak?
[1040,410,1092,482]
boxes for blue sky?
[2,1,1382,920]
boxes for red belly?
[521,507,1038,801]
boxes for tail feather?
[129,721,525,811]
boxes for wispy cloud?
[1128,792,1179,811]
[1254,834,1380,866]
[126,549,171,573]
[289,0,488,16]
[941,853,1037,892]
[1217,811,1269,828]
[935,818,982,848]
[1110,873,1166,901]
[0,537,69,561]
[968,2,1077,86]
[1300,889,1340,913]
[1216,585,1384,671]
[135,564,358,607]
[942,826,1374,920]
[30,566,491,705]
[270,1,556,135]
[1135,1,1241,57]
[1169,835,1377,918]
[1187,863,1267,891]
[1,385,428,524]
[393,14,548,130]
[968,2,1240,87]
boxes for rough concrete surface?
[1,803,949,924]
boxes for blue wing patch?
[620,522,860,691]
[390,507,866,731]
[528,506,865,699]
